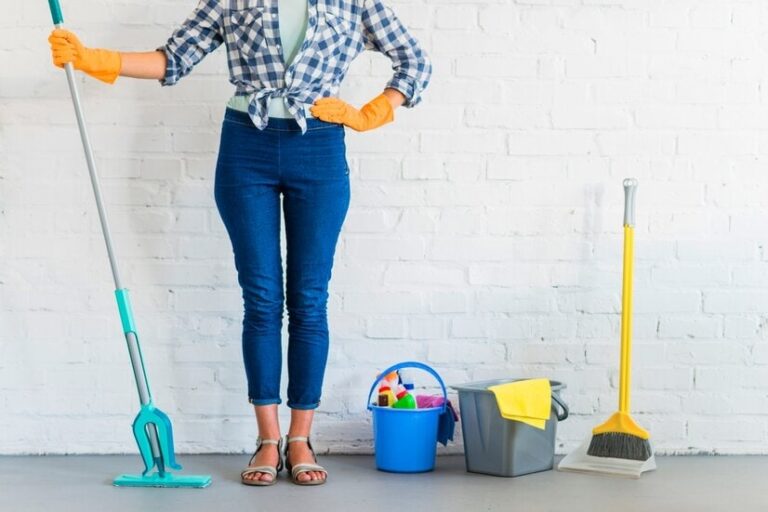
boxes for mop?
[46,0,211,488]
[558,179,656,478]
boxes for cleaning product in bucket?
[377,381,397,407]
[385,371,399,386]
[392,385,417,409]
[400,369,415,392]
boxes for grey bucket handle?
[552,393,569,421]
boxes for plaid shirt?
[160,0,432,133]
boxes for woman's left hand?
[311,93,397,132]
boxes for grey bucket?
[451,379,569,477]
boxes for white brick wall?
[3,0,768,456]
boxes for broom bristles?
[587,432,652,461]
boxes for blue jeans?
[214,108,350,410]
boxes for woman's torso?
[222,0,368,128]
[227,0,309,118]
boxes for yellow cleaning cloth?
[488,379,552,430]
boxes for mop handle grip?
[623,178,638,227]
[47,0,64,25]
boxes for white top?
[227,0,309,118]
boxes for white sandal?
[284,436,327,486]
[241,437,283,486]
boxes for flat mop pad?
[558,439,656,479]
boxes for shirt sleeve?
[159,0,224,86]
[361,0,432,108]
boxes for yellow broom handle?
[619,179,638,413]
[619,225,634,412]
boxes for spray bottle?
[392,384,417,409]
[399,369,415,394]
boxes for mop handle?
[47,0,154,407]
[62,64,125,289]
[48,20,124,290]
[619,179,638,413]
[48,0,64,24]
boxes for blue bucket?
[366,361,447,473]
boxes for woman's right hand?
[48,29,122,84]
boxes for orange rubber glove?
[48,29,121,84]
[310,94,394,132]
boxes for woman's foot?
[242,439,281,484]
[285,437,327,483]
[244,404,282,484]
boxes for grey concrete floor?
[0,454,763,512]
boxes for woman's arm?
[361,0,433,108]
[382,88,407,110]
[119,51,167,80]
[310,2,424,131]
[48,0,223,85]
[48,32,168,82]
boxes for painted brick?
[4,0,768,457]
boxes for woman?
[49,0,431,487]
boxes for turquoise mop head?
[113,403,212,488]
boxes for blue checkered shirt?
[160,0,432,133]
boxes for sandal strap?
[290,463,326,478]
[284,437,326,482]
[286,436,315,453]
[285,436,317,458]
[246,437,284,470]
[241,465,278,478]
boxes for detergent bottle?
[377,381,397,407]
[392,384,417,409]
[384,371,399,391]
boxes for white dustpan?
[557,438,656,479]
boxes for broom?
[587,178,652,461]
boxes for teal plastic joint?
[115,289,137,334]
[132,403,182,476]
[47,0,64,25]
[113,403,212,488]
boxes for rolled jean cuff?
[249,397,282,406]
[287,400,320,410]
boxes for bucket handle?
[552,392,569,421]
[366,361,448,412]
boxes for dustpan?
[557,439,656,479]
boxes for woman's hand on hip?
[310,90,405,132]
